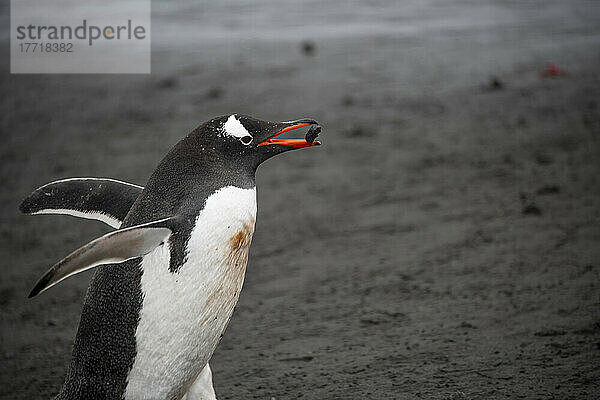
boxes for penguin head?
[191,114,321,170]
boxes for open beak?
[258,118,322,148]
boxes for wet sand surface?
[1,1,599,398]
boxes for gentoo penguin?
[20,115,322,400]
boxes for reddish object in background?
[540,62,566,78]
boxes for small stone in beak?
[305,125,321,144]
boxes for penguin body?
[125,186,256,399]
[20,115,322,399]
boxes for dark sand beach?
[1,1,599,398]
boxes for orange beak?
[258,122,321,148]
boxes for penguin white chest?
[125,186,257,400]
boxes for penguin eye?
[240,135,253,145]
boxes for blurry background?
[1,0,599,398]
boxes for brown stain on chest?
[225,217,255,280]
[201,218,256,322]
[228,219,255,256]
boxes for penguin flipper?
[28,217,174,298]
[19,178,143,228]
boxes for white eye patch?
[222,115,251,139]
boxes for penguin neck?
[127,138,256,224]
[153,145,256,191]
